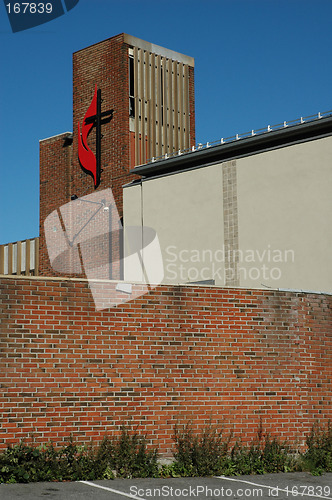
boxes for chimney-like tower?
[39,33,195,276]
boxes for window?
[129,55,135,117]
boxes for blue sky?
[0,0,331,245]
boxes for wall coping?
[0,274,331,296]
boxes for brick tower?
[39,33,195,277]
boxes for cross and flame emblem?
[77,85,113,188]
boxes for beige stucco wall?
[124,165,225,284]
[123,135,332,292]
[236,136,332,292]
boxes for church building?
[1,33,331,294]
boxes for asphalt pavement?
[0,471,331,499]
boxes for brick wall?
[0,276,331,455]
[39,133,73,277]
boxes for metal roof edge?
[39,132,73,143]
[131,115,332,178]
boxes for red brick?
[0,276,331,455]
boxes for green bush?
[226,434,297,475]
[0,427,158,483]
[172,422,296,476]
[96,426,159,478]
[301,421,332,475]
[173,422,232,476]
[0,439,101,483]
[1,421,331,483]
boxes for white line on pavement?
[215,475,332,500]
[79,480,147,500]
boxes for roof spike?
[146,109,332,165]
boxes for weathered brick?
[0,276,331,456]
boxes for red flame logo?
[78,85,98,187]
